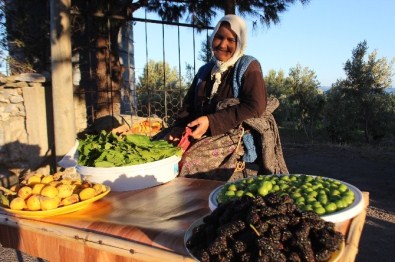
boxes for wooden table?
[0,178,369,262]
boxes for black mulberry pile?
[186,193,343,262]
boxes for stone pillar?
[50,0,76,162]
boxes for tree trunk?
[118,22,136,115]
[364,118,369,143]
[73,0,126,127]
[95,36,121,119]
[224,0,236,14]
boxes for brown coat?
[175,60,267,136]
[175,58,288,178]
[244,97,289,174]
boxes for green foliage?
[198,38,212,64]
[184,62,195,87]
[367,92,395,140]
[136,60,189,123]
[77,130,182,167]
[143,0,310,30]
[323,82,360,143]
[267,64,324,140]
[0,0,50,74]
[287,64,325,140]
[324,41,394,143]
[265,69,293,123]
[137,59,181,90]
[266,45,394,145]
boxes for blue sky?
[132,0,395,87]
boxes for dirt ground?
[282,143,395,262]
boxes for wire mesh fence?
[129,14,213,127]
[134,88,188,127]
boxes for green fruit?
[295,197,305,205]
[314,206,326,215]
[313,183,324,190]
[317,194,328,204]
[227,184,237,191]
[339,184,348,192]
[336,200,346,209]
[216,175,356,215]
[330,189,341,197]
[245,192,255,198]
[304,204,313,211]
[225,190,235,197]
[260,181,273,191]
[247,184,258,193]
[318,189,327,195]
[343,195,354,205]
[306,197,316,204]
[312,201,323,208]
[280,184,289,190]
[325,203,337,213]
[304,176,314,182]
[272,185,280,191]
[236,190,244,197]
[258,186,269,197]
[291,192,302,199]
[307,191,318,198]
[344,190,355,198]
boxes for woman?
[165,15,283,180]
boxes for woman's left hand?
[187,116,209,139]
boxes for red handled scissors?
[177,127,193,152]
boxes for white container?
[76,155,181,191]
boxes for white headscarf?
[209,15,248,99]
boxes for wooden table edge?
[0,214,195,262]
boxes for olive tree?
[265,69,292,123]
[136,59,186,120]
[325,41,394,143]
[323,81,360,143]
[137,60,181,91]
[286,64,325,140]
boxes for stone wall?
[0,73,54,173]
[0,73,90,170]
[0,73,136,186]
[0,73,91,186]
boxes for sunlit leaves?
[325,41,394,143]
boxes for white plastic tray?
[208,175,365,224]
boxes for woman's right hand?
[187,116,209,139]
[164,126,184,146]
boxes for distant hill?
[320,86,331,91]
[319,86,395,94]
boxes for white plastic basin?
[76,155,181,191]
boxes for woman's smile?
[212,23,237,62]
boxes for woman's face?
[212,23,237,62]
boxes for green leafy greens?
[77,131,182,167]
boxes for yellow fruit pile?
[112,120,163,137]
[130,120,162,135]
[0,173,107,211]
